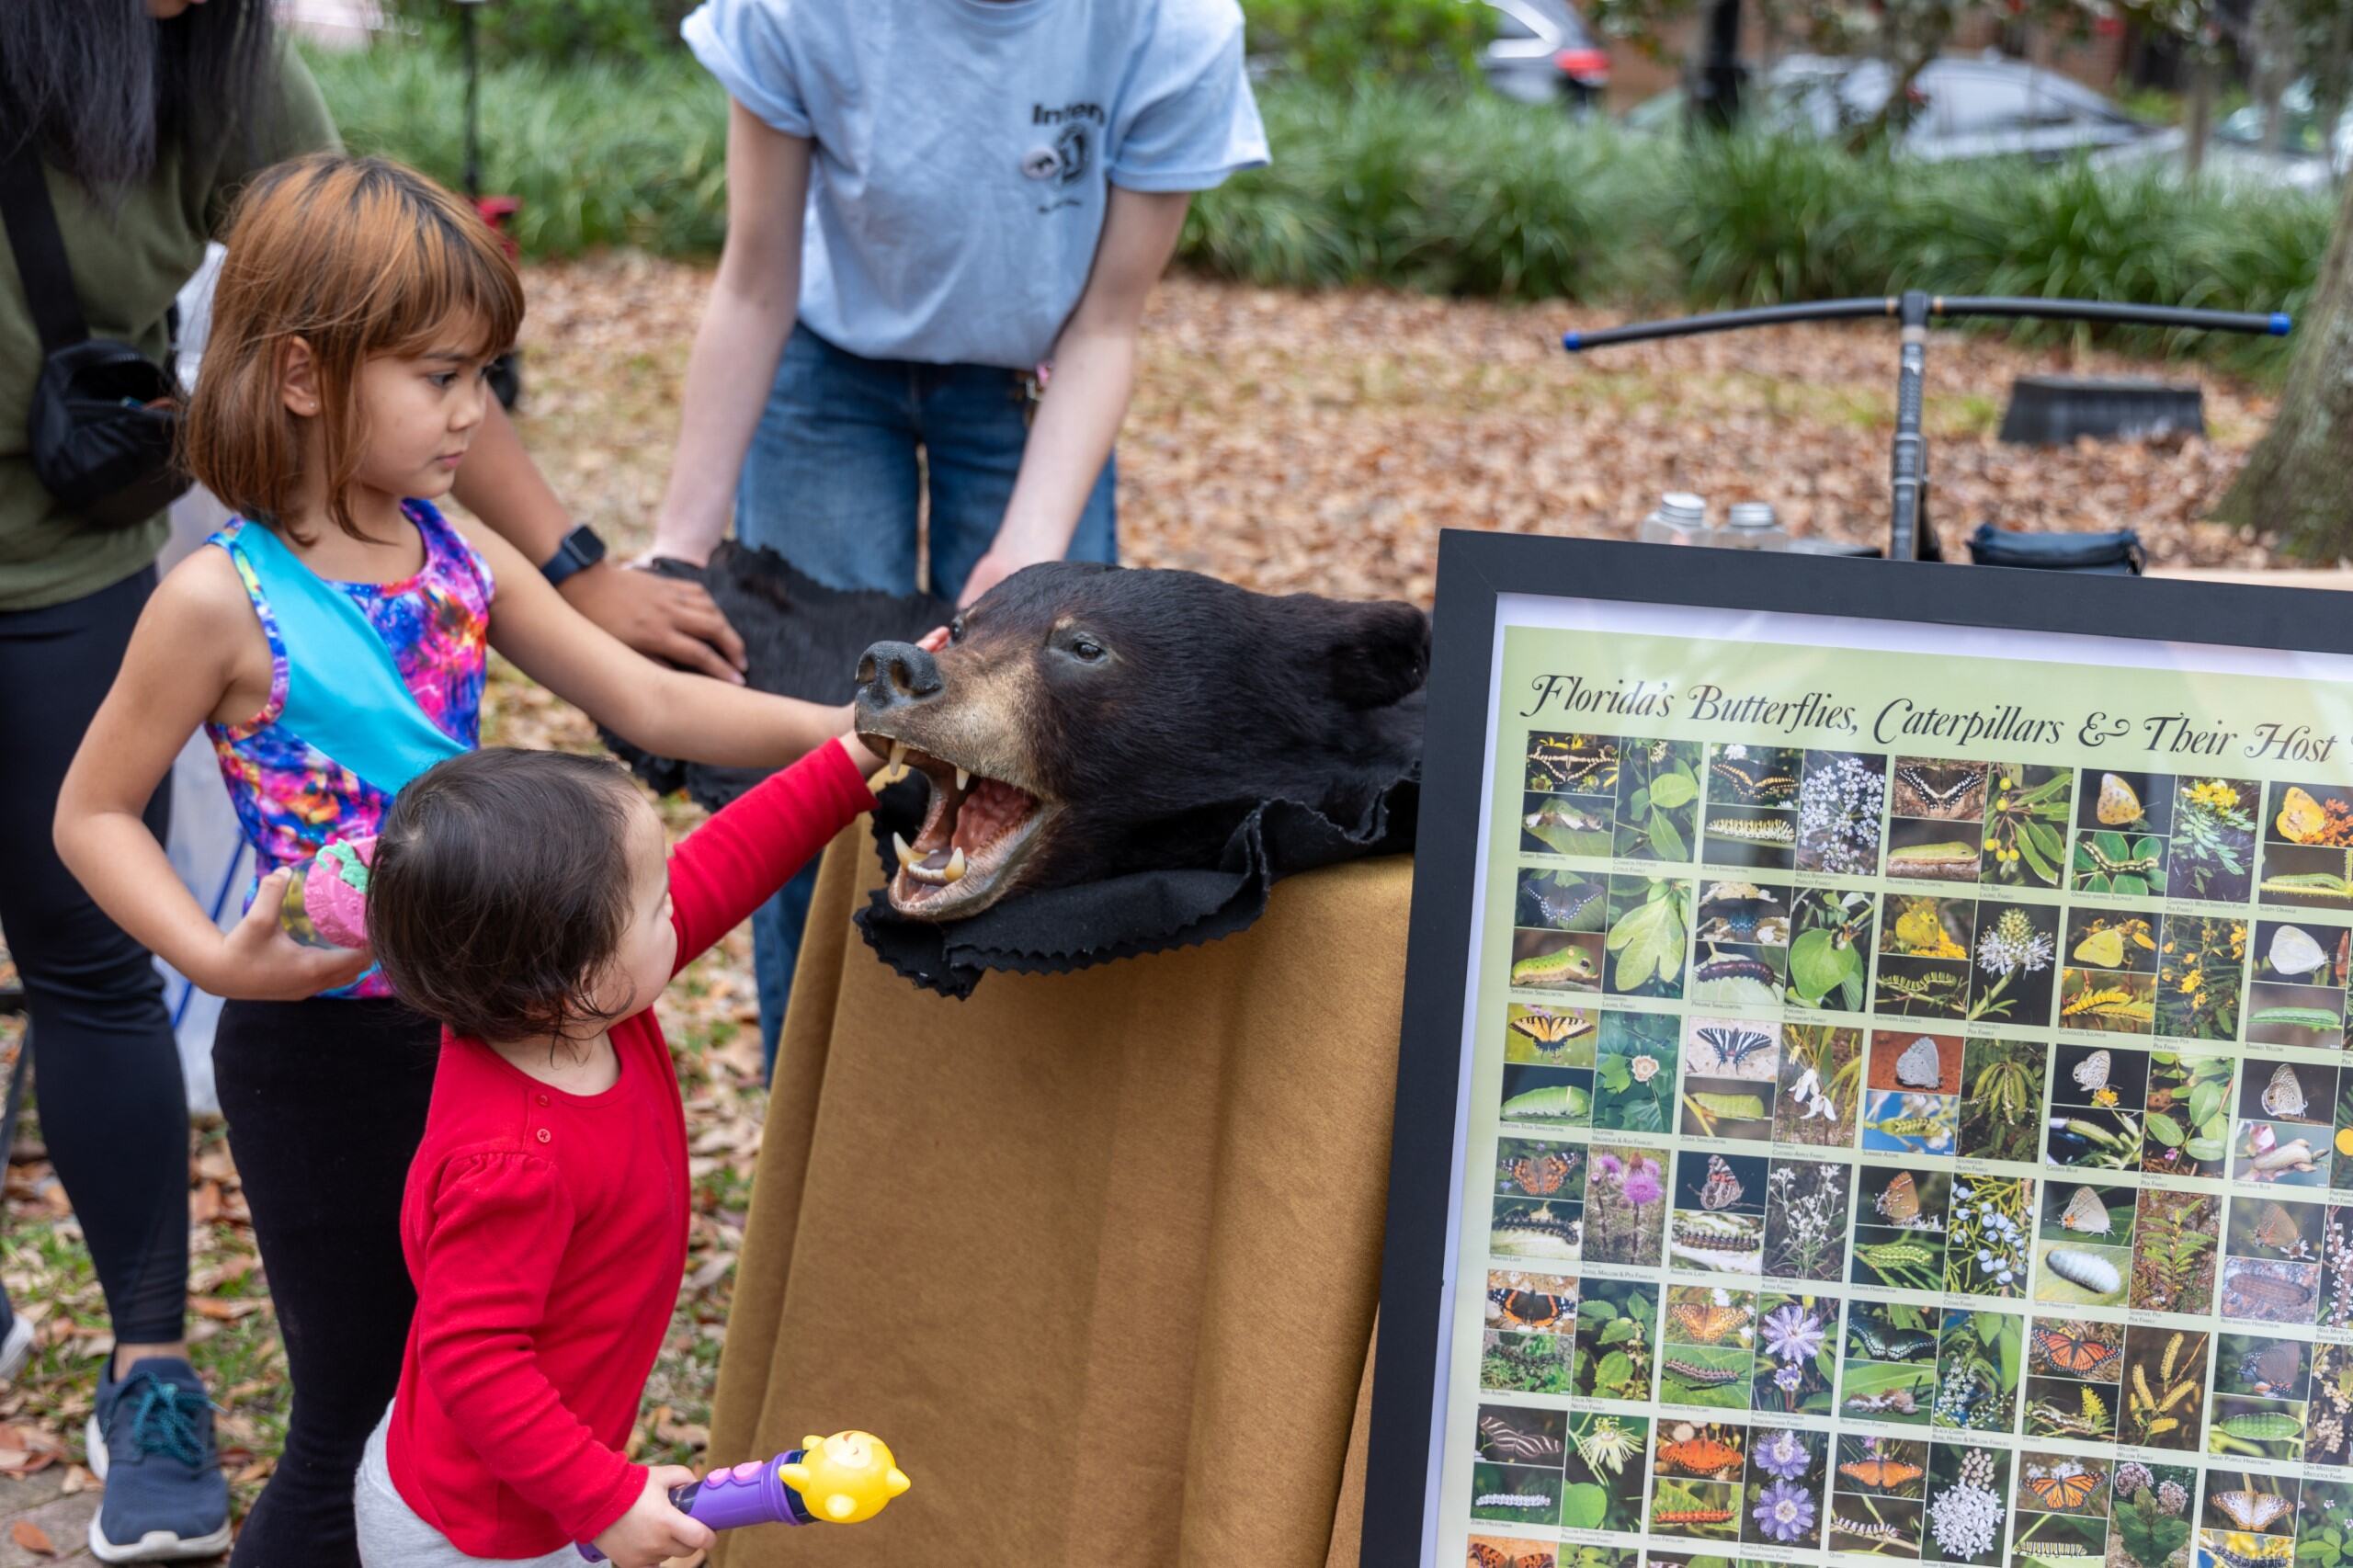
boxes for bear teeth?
[882,742,911,785]
[895,837,969,886]
[956,767,970,791]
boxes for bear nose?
[856,641,943,708]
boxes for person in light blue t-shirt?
[653,0,1268,1069]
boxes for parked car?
[1479,0,1610,109]
[1625,52,2152,163]
[2093,79,2350,193]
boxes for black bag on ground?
[1,140,189,529]
[1967,524,2144,575]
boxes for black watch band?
[539,523,607,590]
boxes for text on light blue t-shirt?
[681,0,1267,370]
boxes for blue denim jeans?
[739,324,1117,1074]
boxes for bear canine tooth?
[892,832,917,871]
[956,767,970,791]
[944,847,967,883]
[884,741,909,784]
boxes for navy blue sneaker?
[84,1357,231,1562]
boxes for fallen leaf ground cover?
[0,257,2288,1549]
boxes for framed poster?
[1366,532,2353,1568]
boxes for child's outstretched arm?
[53,558,370,1000]
[664,733,881,975]
[457,518,850,768]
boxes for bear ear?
[1326,599,1430,710]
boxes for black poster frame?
[1360,529,2353,1565]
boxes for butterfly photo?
[2017,1454,2107,1515]
[2203,1477,2298,1535]
[1893,758,1990,822]
[2236,1057,2335,1127]
[1516,869,1608,934]
[2265,780,2351,848]
[1524,733,1618,799]
[1672,1149,1764,1219]
[1870,1028,1959,1096]
[2228,1194,2319,1261]
[1476,1405,1568,1467]
[2047,1182,2121,1239]
[2217,1334,2308,1402]
[1705,744,1802,809]
[2028,1319,2123,1381]
[1495,1138,1586,1202]
[1834,1438,1927,1498]
[2051,1041,2149,1112]
[1503,1003,1597,1066]
[2077,767,2170,835]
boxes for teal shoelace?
[120,1376,210,1469]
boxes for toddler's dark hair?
[369,747,642,1043]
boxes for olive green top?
[0,47,337,612]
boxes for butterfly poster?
[1372,533,2353,1568]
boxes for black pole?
[461,2,481,201]
[1695,0,1744,130]
[1889,290,1930,562]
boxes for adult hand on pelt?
[209,869,371,1000]
[563,561,748,685]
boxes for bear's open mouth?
[866,739,1058,917]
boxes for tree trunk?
[2218,174,2353,559]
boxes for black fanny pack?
[1967,523,2145,575]
[1,140,190,529]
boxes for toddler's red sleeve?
[666,740,874,971]
[409,1151,643,1544]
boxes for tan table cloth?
[710,825,1413,1567]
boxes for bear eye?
[948,616,965,643]
[1068,635,1106,663]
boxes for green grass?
[306,45,2328,372]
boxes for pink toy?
[277,835,373,949]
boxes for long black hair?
[0,0,278,190]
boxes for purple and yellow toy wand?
[578,1431,909,1561]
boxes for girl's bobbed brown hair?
[369,747,643,1045]
[184,153,522,542]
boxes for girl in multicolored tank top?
[204,498,493,997]
[54,156,872,1568]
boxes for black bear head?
[854,561,1427,920]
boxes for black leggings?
[0,565,188,1347]
[213,995,438,1568]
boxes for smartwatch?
[539,523,607,590]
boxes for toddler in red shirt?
[352,737,879,1567]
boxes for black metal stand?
[1563,294,2291,560]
